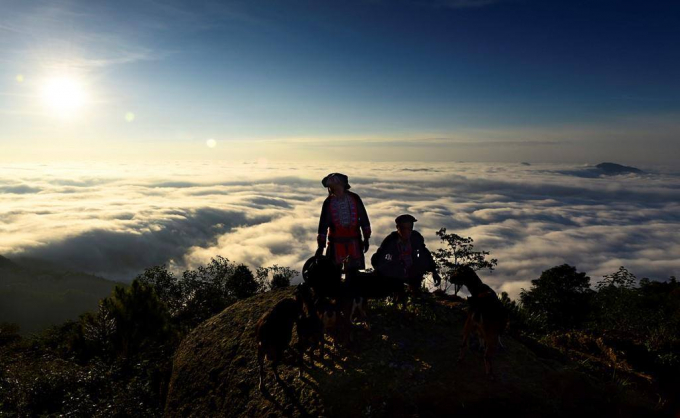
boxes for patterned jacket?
[317,191,371,247]
[371,230,437,279]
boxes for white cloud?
[1,160,679,298]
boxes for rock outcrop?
[166,287,655,417]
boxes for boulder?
[165,288,655,417]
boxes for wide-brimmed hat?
[395,214,418,225]
[321,173,351,189]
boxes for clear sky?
[1,0,679,163]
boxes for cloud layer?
[1,161,679,298]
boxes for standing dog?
[255,298,301,391]
[294,284,325,376]
[295,313,324,377]
[450,265,508,379]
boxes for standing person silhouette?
[316,173,371,273]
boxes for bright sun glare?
[40,76,88,118]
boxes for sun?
[40,76,88,118]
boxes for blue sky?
[1,0,679,162]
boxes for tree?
[136,257,241,326]
[520,264,592,331]
[256,265,299,290]
[82,280,174,358]
[179,257,236,326]
[499,292,531,333]
[135,265,183,316]
[594,266,639,335]
[226,264,259,299]
[270,273,291,289]
[80,302,117,357]
[432,228,498,294]
[136,257,295,327]
[175,257,266,326]
[596,266,636,291]
[636,276,680,349]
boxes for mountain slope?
[165,288,658,417]
[0,255,121,334]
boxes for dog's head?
[447,265,480,288]
[276,298,304,321]
[294,283,316,314]
[302,255,342,295]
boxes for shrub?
[433,228,497,294]
[520,264,593,331]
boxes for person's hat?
[321,173,351,189]
[395,214,417,224]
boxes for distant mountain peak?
[595,162,643,175]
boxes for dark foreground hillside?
[0,255,120,334]
[166,288,659,418]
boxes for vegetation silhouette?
[432,228,498,294]
[257,265,299,291]
[0,234,678,416]
[519,264,593,330]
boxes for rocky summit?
[165,287,656,418]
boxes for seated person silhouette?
[371,214,441,292]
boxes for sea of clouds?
[1,160,679,298]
